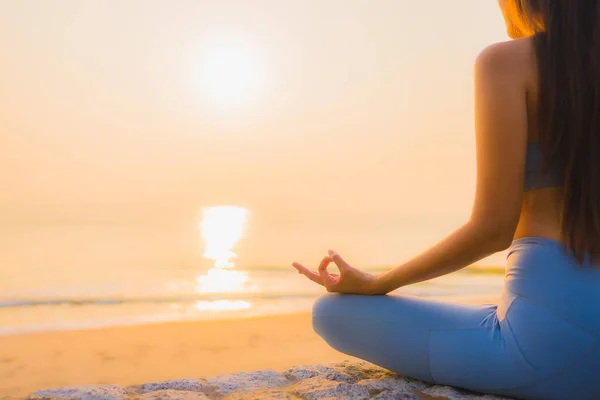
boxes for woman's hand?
[292,250,386,295]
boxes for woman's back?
[502,32,600,354]
[508,37,565,244]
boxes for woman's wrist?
[371,267,411,295]
[368,272,394,295]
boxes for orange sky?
[0,1,509,267]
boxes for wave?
[191,265,504,274]
[0,292,320,309]
[182,265,392,273]
[0,286,499,310]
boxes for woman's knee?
[311,294,346,337]
[311,294,398,365]
[312,294,374,339]
[312,293,342,315]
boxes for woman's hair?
[513,0,600,262]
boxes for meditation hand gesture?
[292,250,384,295]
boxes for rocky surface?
[17,361,514,400]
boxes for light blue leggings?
[313,238,600,400]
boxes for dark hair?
[515,0,600,262]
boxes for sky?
[0,1,509,268]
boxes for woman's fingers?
[292,262,324,286]
[318,256,332,284]
[328,250,351,272]
[318,256,331,271]
[292,254,345,292]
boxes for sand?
[0,294,499,398]
[0,313,354,397]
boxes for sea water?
[0,223,504,335]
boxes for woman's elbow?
[468,219,516,252]
[488,233,514,252]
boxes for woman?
[291,1,600,399]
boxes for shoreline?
[0,292,501,338]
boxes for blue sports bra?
[524,143,560,191]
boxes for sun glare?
[197,36,266,112]
[196,206,251,310]
[196,268,248,293]
[195,300,252,312]
[200,206,248,269]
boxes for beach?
[0,224,504,397]
[0,313,350,397]
[0,294,500,398]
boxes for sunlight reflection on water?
[195,268,249,293]
[195,206,252,311]
[194,300,252,311]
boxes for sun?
[197,36,266,112]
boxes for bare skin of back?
[512,36,563,244]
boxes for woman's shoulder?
[475,37,537,86]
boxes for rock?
[222,390,295,400]
[358,376,430,394]
[128,390,209,400]
[290,377,370,400]
[283,364,353,383]
[29,385,127,400]
[334,360,394,382]
[205,370,289,397]
[420,385,513,400]
[127,379,212,395]
[422,385,467,399]
[372,391,420,400]
[21,361,517,400]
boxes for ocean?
[0,223,505,336]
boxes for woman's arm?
[374,41,531,294]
